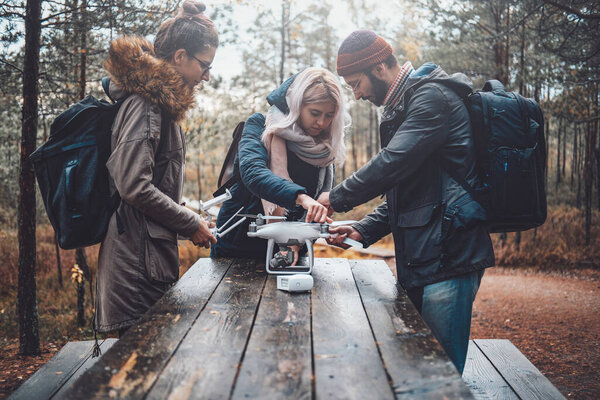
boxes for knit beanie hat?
[336,30,393,76]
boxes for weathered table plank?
[463,340,519,400]
[146,259,266,400]
[312,258,394,399]
[61,257,233,399]
[232,273,312,400]
[9,339,115,400]
[350,260,474,399]
[474,339,566,400]
[51,339,118,399]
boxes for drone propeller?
[237,213,287,221]
[328,220,358,227]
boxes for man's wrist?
[329,186,349,212]
[352,223,370,248]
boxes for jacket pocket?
[156,157,182,201]
[144,218,179,283]
[442,193,487,240]
[397,202,443,267]
[441,194,487,262]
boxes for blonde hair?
[264,67,349,165]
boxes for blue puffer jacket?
[211,75,314,259]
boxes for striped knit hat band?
[337,30,393,76]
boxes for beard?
[366,71,389,107]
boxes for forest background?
[0,0,598,396]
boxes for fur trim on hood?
[104,36,195,122]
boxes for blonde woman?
[211,67,348,265]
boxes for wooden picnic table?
[61,257,474,399]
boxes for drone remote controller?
[342,237,364,248]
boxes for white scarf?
[261,106,335,216]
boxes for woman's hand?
[191,219,217,248]
[296,193,329,223]
[327,226,364,249]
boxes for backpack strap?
[442,163,476,198]
[213,121,245,197]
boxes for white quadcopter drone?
[196,192,363,278]
[243,213,363,275]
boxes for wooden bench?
[463,339,565,400]
[9,339,117,400]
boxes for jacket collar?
[104,36,195,122]
[380,63,443,123]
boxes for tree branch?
[40,7,80,23]
[543,0,600,20]
[0,58,23,74]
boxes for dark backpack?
[30,78,166,249]
[445,79,547,233]
[213,121,245,197]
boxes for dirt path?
[1,266,599,399]
[470,267,600,399]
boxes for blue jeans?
[406,269,484,374]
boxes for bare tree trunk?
[73,0,90,328]
[572,122,577,189]
[584,84,597,245]
[78,0,88,100]
[367,106,373,159]
[556,117,562,190]
[18,0,42,356]
[596,123,600,212]
[54,233,63,288]
[499,232,507,248]
[279,1,289,84]
[75,248,90,327]
[545,115,550,186]
[577,123,582,207]
[41,114,48,142]
[563,119,567,179]
[519,22,525,94]
[197,160,203,202]
[514,231,521,251]
[504,3,510,85]
[351,108,358,172]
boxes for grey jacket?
[96,36,202,332]
[330,64,494,289]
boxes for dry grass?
[491,206,600,268]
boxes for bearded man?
[319,30,495,374]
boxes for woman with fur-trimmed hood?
[96,1,218,335]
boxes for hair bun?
[177,1,206,19]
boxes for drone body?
[246,215,361,274]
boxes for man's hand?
[191,219,217,248]
[327,225,364,249]
[317,191,330,208]
[296,193,328,223]
[317,192,334,216]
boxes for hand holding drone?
[241,213,363,275]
